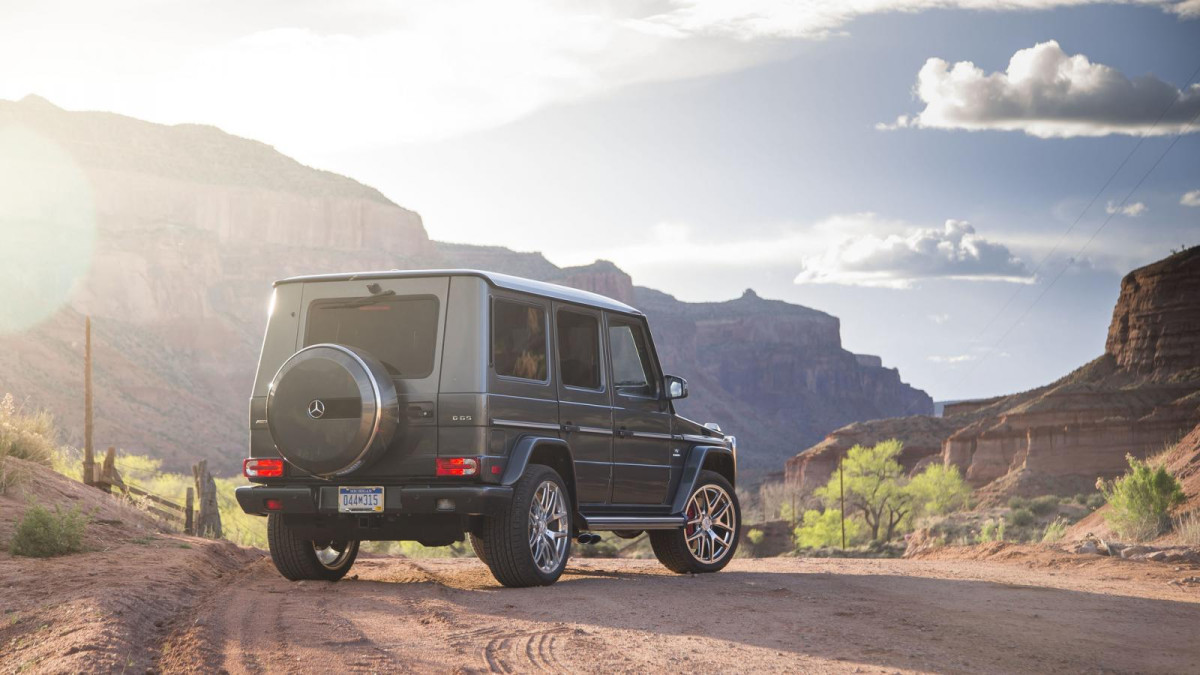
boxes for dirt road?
[161,550,1200,674]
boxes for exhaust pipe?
[576,533,602,545]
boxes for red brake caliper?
[686,502,697,539]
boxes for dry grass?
[0,393,57,494]
[1174,511,1200,547]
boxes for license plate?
[338,486,384,513]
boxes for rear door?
[554,303,612,505]
[606,314,673,505]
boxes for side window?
[492,299,548,381]
[557,309,601,390]
[608,319,657,398]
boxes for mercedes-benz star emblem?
[307,399,326,419]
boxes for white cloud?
[795,219,1033,288]
[928,354,975,363]
[882,40,1200,137]
[2,2,1195,155]
[1182,190,1200,207]
[1105,201,1147,217]
[928,313,951,324]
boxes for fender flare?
[670,445,737,514]
[499,435,579,505]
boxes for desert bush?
[1009,508,1035,528]
[746,528,765,546]
[1073,493,1087,505]
[9,503,89,557]
[1007,496,1029,510]
[1086,493,1106,511]
[1097,454,1185,542]
[1029,495,1060,516]
[0,394,57,494]
[1173,511,1200,547]
[1041,517,1069,543]
[794,509,864,549]
[977,517,1006,543]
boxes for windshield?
[304,295,439,378]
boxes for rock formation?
[788,246,1200,500]
[0,96,930,475]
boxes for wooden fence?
[83,446,221,537]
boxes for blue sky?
[2,0,1198,401]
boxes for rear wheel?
[650,470,740,574]
[478,465,572,587]
[267,513,359,581]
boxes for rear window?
[304,295,439,378]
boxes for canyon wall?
[787,247,1200,500]
[0,96,930,475]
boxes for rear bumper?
[235,484,513,517]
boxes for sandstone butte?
[787,246,1200,503]
[0,95,930,476]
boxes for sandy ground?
[152,547,1200,675]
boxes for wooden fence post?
[185,487,195,535]
[192,460,222,538]
[99,446,117,493]
[82,317,94,486]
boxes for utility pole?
[83,316,94,486]
[839,458,846,549]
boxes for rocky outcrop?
[0,97,930,475]
[789,247,1200,501]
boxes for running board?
[580,515,685,531]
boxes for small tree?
[1097,454,1185,541]
[794,509,864,549]
[907,464,971,519]
[815,440,913,541]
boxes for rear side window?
[557,309,601,390]
[609,320,657,398]
[304,295,439,378]
[492,299,548,381]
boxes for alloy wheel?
[313,541,352,569]
[528,480,570,573]
[684,485,736,564]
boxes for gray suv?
[236,270,740,587]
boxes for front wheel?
[267,513,359,581]
[477,464,572,587]
[650,470,740,574]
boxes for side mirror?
[664,375,688,400]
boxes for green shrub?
[1097,454,1185,542]
[794,509,864,549]
[1029,495,1060,517]
[1007,496,1029,510]
[1009,508,1035,527]
[9,504,89,557]
[1073,493,1087,505]
[1041,517,1069,543]
[1086,493,1106,511]
[746,528,765,546]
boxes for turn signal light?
[244,457,284,478]
[436,457,479,477]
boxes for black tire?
[267,513,359,581]
[478,464,572,587]
[468,532,491,566]
[651,470,740,574]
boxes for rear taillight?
[244,457,284,478]
[436,457,479,477]
[265,498,283,511]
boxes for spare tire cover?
[266,344,399,477]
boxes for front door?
[554,303,612,504]
[607,314,673,505]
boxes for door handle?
[617,427,631,438]
[562,423,581,433]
